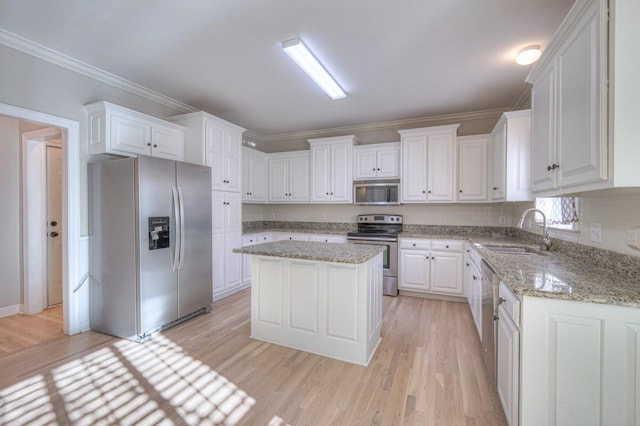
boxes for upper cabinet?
[489,110,533,202]
[457,135,488,202]
[353,142,400,180]
[85,101,185,161]
[308,135,356,203]
[169,112,245,192]
[268,150,310,203]
[242,147,267,203]
[399,124,459,203]
[527,0,607,195]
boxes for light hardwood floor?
[0,291,506,425]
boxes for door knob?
[50,231,59,237]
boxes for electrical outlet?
[320,212,327,222]
[499,216,506,225]
[591,223,602,243]
[271,212,276,220]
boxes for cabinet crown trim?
[398,124,460,137]
[84,101,186,130]
[307,135,358,145]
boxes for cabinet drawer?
[432,240,464,252]
[399,239,432,250]
[499,281,520,328]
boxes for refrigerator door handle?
[172,186,181,271]
[177,186,186,270]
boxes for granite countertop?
[233,240,385,264]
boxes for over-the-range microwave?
[353,181,401,205]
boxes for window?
[534,197,580,231]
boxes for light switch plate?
[591,223,602,243]
[626,229,640,249]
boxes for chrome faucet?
[517,208,552,251]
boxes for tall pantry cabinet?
[169,112,246,301]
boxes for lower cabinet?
[242,232,272,285]
[513,293,640,425]
[399,238,464,296]
[497,283,520,426]
[464,247,483,337]
[212,191,244,301]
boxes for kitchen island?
[233,240,385,366]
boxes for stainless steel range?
[347,214,402,296]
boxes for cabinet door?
[399,250,430,292]
[206,124,227,191]
[555,1,607,189]
[151,126,184,161]
[268,157,290,202]
[427,134,455,201]
[224,130,242,193]
[354,149,378,180]
[377,148,400,178]
[241,155,251,201]
[402,136,428,201]
[225,230,243,290]
[248,155,267,202]
[530,63,556,192]
[491,124,507,200]
[497,305,520,426]
[430,252,462,295]
[310,145,331,202]
[242,234,257,285]
[225,192,242,233]
[470,263,482,337]
[211,232,225,296]
[211,191,225,235]
[330,143,352,202]
[458,140,488,201]
[289,156,310,202]
[110,113,152,156]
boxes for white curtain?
[535,197,579,225]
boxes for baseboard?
[398,290,466,303]
[213,282,251,302]
[0,304,24,318]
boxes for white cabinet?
[526,0,607,194]
[268,151,310,203]
[307,234,347,243]
[308,136,355,203]
[85,101,185,160]
[520,295,640,426]
[464,246,482,338]
[211,191,245,300]
[457,135,488,202]
[169,111,245,192]
[399,238,464,296]
[489,110,533,201]
[242,147,267,202]
[242,232,272,285]
[497,283,520,426]
[271,232,309,242]
[353,142,400,180]
[399,124,459,203]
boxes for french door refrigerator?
[89,155,212,341]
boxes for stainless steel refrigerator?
[89,155,212,341]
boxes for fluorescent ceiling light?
[282,38,346,100]
[516,45,542,65]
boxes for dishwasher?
[481,259,500,388]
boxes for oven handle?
[347,237,398,243]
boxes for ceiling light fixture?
[516,45,542,65]
[282,38,346,100]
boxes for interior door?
[46,145,63,306]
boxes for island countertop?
[233,240,385,264]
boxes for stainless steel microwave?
[353,181,400,205]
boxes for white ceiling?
[0,0,575,137]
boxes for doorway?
[0,102,83,336]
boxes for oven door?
[347,237,398,296]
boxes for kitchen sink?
[485,246,546,255]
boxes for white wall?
[0,117,21,307]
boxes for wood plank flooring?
[0,292,506,425]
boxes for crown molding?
[260,108,508,143]
[0,28,197,114]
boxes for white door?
[330,143,352,202]
[427,134,455,201]
[458,141,488,201]
[401,136,428,201]
[399,250,430,292]
[46,145,63,306]
[430,252,462,295]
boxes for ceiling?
[0,0,575,137]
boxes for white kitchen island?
[234,240,385,366]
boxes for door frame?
[1,102,82,335]
[22,129,62,312]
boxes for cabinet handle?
[377,168,380,171]
[412,243,416,247]
[459,190,462,193]
[146,143,151,146]
[499,297,506,305]
[553,163,560,169]
[326,192,329,195]
[422,190,426,194]
[493,187,498,190]
[547,165,552,171]
[153,144,157,148]
[330,192,334,195]
[428,190,431,194]
[473,275,477,280]
[446,245,449,248]
[372,168,376,171]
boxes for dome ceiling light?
[516,45,542,65]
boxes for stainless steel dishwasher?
[481,259,500,388]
